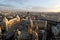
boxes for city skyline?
[0,0,60,12]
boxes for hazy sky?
[0,0,60,12]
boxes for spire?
[3,17,8,23]
[30,18,33,28]
[3,17,9,31]
[16,15,20,22]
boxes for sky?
[0,0,60,12]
